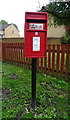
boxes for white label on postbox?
[35,32,38,35]
[33,37,40,51]
[30,23,43,30]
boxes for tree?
[0,20,18,30]
[13,24,18,30]
[0,20,8,25]
[40,0,70,43]
[61,30,70,44]
[40,0,70,26]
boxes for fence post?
[48,45,51,74]
[65,44,70,78]
[56,45,60,75]
[52,45,55,73]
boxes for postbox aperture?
[24,12,48,58]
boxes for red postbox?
[24,12,48,58]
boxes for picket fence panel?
[2,43,70,78]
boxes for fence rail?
[2,43,70,78]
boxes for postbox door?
[26,31,46,57]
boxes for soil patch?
[0,88,12,100]
[8,74,19,80]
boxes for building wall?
[48,38,61,45]
[2,38,24,43]
[4,24,19,38]
[48,25,65,38]
[0,30,4,38]
[0,30,4,39]
[2,37,61,45]
[0,30,4,34]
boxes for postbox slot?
[26,19,46,23]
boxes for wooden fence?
[2,43,70,78]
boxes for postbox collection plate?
[33,37,40,51]
[29,23,43,30]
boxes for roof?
[0,24,19,31]
[0,24,11,31]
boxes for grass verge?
[1,62,69,119]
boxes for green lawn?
[1,62,69,119]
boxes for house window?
[12,31,14,34]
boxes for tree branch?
[41,7,70,19]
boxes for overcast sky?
[0,0,49,37]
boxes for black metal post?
[32,58,36,109]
